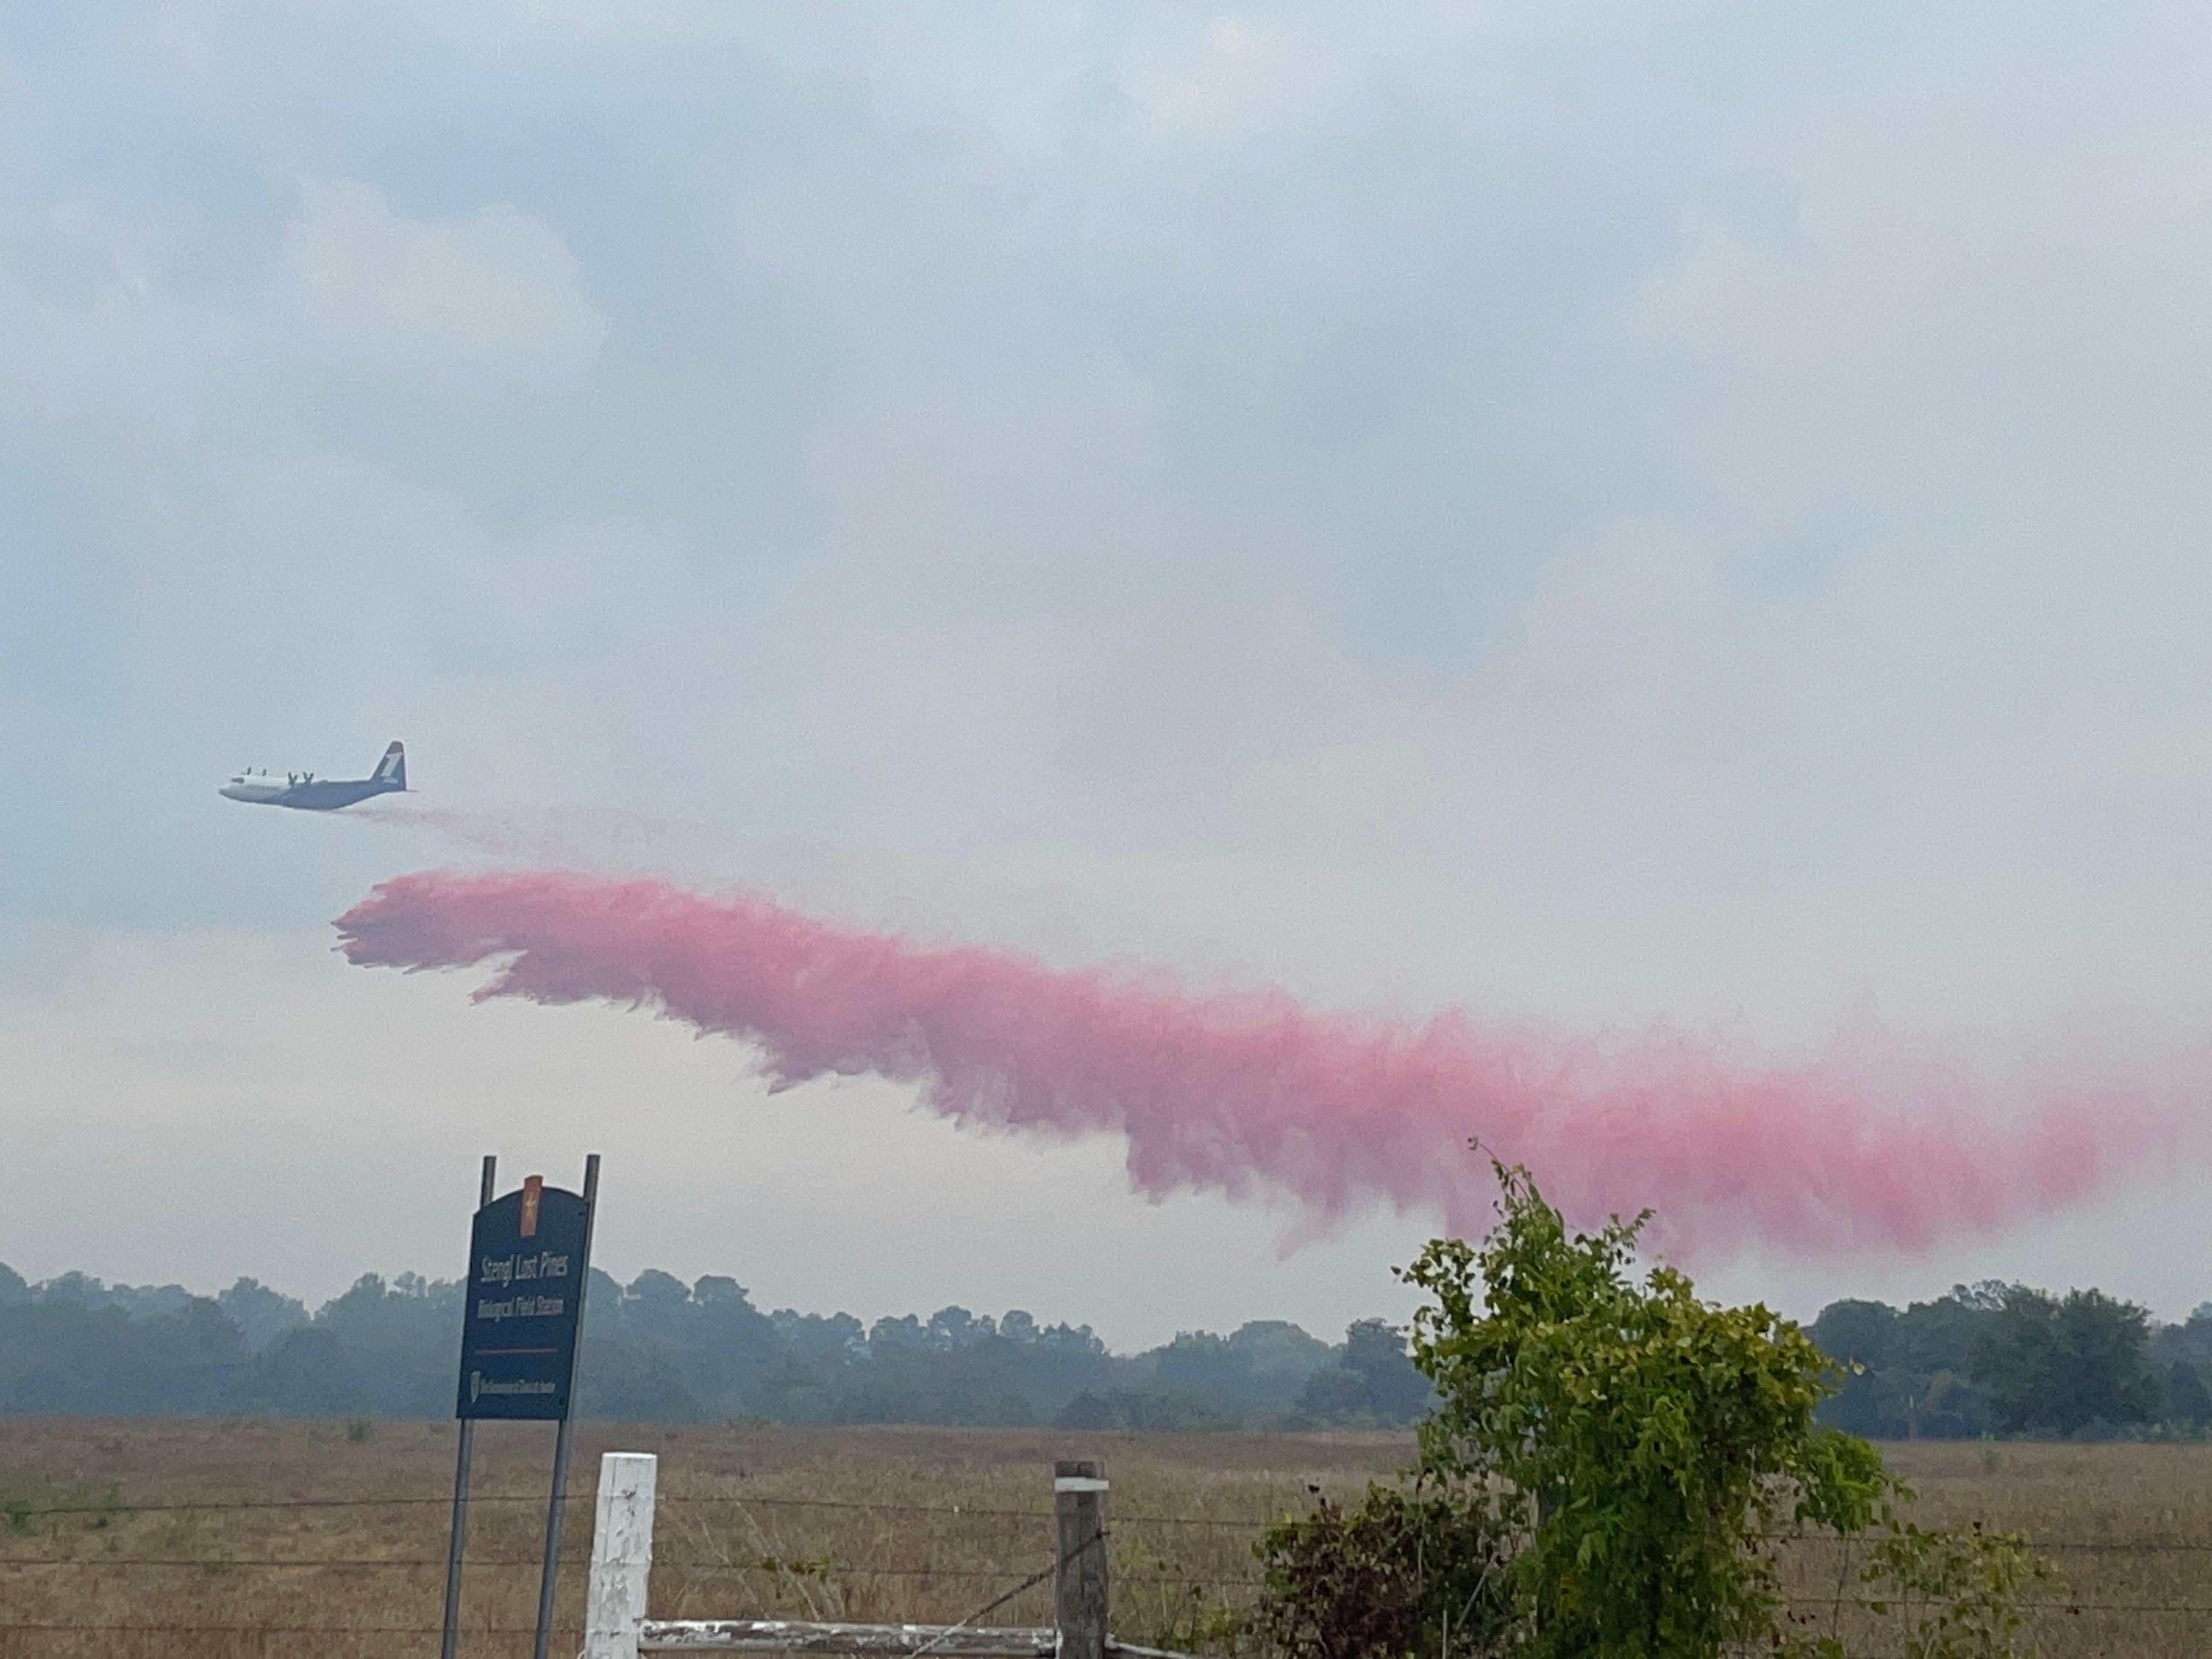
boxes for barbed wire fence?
[0,1470,1250,1656]
[9,1477,2212,1652]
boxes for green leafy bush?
[1400,1160,1898,1657]
[1862,1521,2060,1659]
[1246,1158,2057,1657]
[1253,1481,1510,1659]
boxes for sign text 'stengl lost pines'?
[459,1172,591,1417]
[442,1156,601,1659]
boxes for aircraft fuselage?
[220,741,407,812]
[219,776,398,810]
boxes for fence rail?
[583,1456,1169,1659]
[638,1620,1057,1654]
[17,1464,2212,1648]
[632,1625,1200,1657]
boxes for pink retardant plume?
[335,869,2172,1258]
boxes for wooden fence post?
[1052,1459,1108,1659]
[585,1451,659,1659]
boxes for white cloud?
[287,178,606,366]
[13,1,2212,1321]
[497,0,720,36]
[1210,19,1262,62]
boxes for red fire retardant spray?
[337,869,2181,1260]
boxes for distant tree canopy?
[1294,1319,1432,1424]
[1810,1280,2195,1440]
[0,1259,1424,1428]
[7,1252,2193,1438]
[1971,1286,2160,1436]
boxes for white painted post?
[585,1452,659,1659]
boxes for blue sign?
[456,1176,594,1421]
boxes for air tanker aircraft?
[220,742,407,811]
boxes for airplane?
[220,741,408,811]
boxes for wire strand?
[4,1493,1293,1525]
[911,1524,1107,1659]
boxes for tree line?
[1811,1281,2212,1438]
[7,1254,2200,1438]
[0,1259,1428,1427]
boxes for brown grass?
[1779,1440,2212,1658]
[0,1417,1403,1658]
[2,1421,2210,1657]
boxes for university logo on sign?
[456,1175,591,1421]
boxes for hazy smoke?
[353,801,724,881]
[335,868,2176,1258]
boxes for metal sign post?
[533,1153,599,1659]
[439,1153,601,1659]
[440,1155,498,1659]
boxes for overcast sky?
[6,1,2212,1348]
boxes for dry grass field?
[0,1417,1405,1658]
[2,1420,2210,1657]
[1796,1439,2212,1657]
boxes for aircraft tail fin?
[373,741,407,790]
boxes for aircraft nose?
[218,784,243,800]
